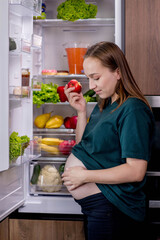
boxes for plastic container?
[9,138,41,166]
[29,162,70,196]
[65,42,88,74]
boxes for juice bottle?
[66,47,87,74]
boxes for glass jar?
[22,68,30,86]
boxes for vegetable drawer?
[29,161,70,196]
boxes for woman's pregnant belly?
[64,153,101,200]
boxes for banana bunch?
[40,144,59,155]
[39,138,64,155]
[41,138,63,146]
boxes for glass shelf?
[33,127,75,134]
[39,74,88,79]
[33,18,115,28]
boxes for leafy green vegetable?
[84,95,97,102]
[9,132,30,163]
[33,83,60,108]
[57,0,98,22]
[83,89,95,97]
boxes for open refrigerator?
[0,0,124,221]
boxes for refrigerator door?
[0,0,9,172]
[0,0,42,221]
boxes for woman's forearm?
[75,111,87,144]
[83,159,148,184]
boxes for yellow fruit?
[45,115,64,129]
[34,112,52,128]
[40,144,59,155]
[41,138,63,146]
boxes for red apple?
[64,116,77,129]
[59,140,76,155]
[64,117,72,129]
[70,116,78,129]
[68,79,82,93]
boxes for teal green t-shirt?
[72,97,155,222]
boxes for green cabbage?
[57,0,98,22]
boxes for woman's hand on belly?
[62,166,87,191]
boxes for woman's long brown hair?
[84,41,151,112]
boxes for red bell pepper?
[57,86,68,102]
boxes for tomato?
[68,79,82,93]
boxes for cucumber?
[83,89,95,97]
[30,164,41,184]
[59,163,65,175]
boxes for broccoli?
[57,0,98,22]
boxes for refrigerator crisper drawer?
[29,161,70,196]
[34,133,76,157]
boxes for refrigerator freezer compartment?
[10,86,31,99]
[29,161,70,196]
[9,138,41,166]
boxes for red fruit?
[57,86,68,102]
[59,140,76,155]
[70,116,77,129]
[64,116,77,129]
[64,117,72,129]
[68,79,82,93]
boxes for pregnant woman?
[62,42,155,240]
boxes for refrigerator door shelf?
[32,34,42,48]
[9,138,41,167]
[10,86,31,99]
[9,0,42,15]
[9,38,32,54]
[0,164,25,221]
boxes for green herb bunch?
[33,83,60,108]
[9,132,30,163]
[57,0,98,22]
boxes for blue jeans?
[75,193,146,240]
